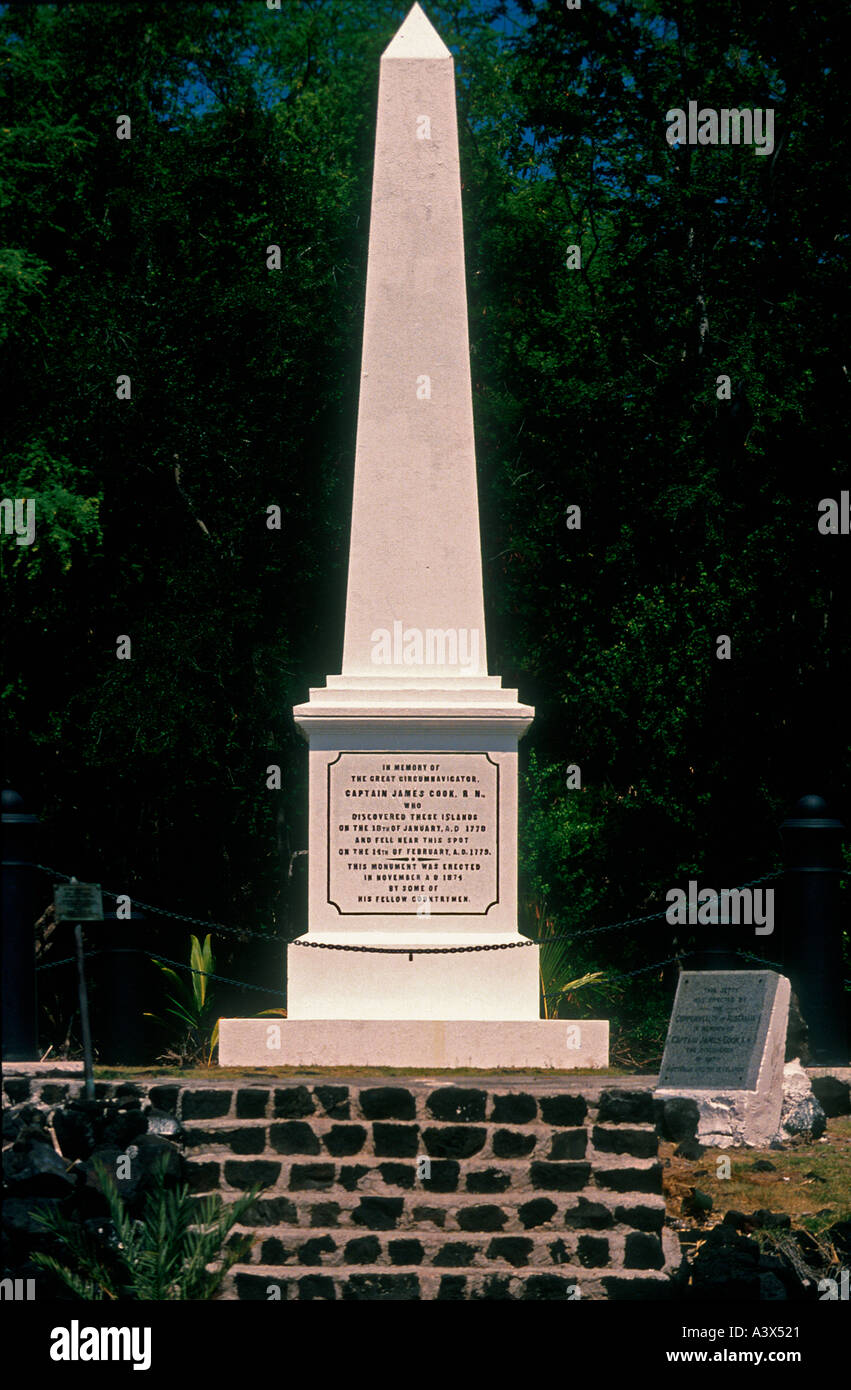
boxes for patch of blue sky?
[173,77,219,120]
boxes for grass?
[662,1115,851,1239]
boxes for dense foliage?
[2,1,848,1059]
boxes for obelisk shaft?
[342,4,487,679]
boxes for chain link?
[36,952,98,973]
[542,954,688,1002]
[731,949,851,988]
[614,952,687,980]
[142,950,285,997]
[734,948,783,970]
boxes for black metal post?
[780,794,848,1065]
[680,883,746,972]
[685,939,743,972]
[1,788,40,1060]
[73,922,96,1099]
[95,910,147,1065]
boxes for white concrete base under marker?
[217,1018,610,1069]
[285,934,541,1021]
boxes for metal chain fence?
[36,948,286,998]
[28,861,785,953]
[28,861,823,994]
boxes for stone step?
[179,1112,657,1131]
[179,1115,659,1163]
[226,1223,677,1273]
[8,1077,663,1127]
[185,1151,663,1200]
[221,1262,679,1302]
[220,1188,667,1234]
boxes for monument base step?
[217,1019,609,1069]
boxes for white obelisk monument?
[219,4,608,1068]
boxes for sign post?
[55,880,104,1101]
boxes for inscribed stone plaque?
[54,882,104,922]
[327,751,499,914]
[658,971,779,1091]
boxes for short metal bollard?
[780,794,848,1066]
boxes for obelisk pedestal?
[219,4,608,1069]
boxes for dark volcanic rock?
[689,1219,815,1300]
[3,1133,75,1197]
[75,1133,184,1215]
[1,1195,63,1240]
[784,993,812,1065]
[655,1096,700,1144]
[810,1076,850,1119]
[51,1099,148,1161]
[2,1104,49,1144]
[144,1107,184,1140]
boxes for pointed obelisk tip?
[382,3,452,59]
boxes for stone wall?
[2,1074,684,1301]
